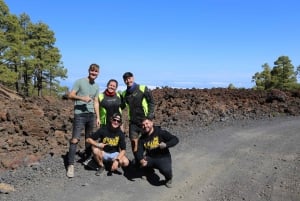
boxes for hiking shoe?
[95,166,105,176]
[165,179,172,188]
[67,165,74,178]
[82,156,93,166]
[85,158,99,170]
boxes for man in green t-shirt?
[66,63,100,178]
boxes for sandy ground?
[1,116,300,201]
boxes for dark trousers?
[68,113,95,165]
[145,155,173,180]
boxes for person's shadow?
[62,151,89,171]
[122,163,164,186]
[62,153,68,170]
[62,153,163,186]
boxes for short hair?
[123,72,133,80]
[141,117,152,123]
[89,63,100,71]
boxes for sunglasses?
[112,118,121,123]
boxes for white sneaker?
[67,165,74,178]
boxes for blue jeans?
[68,113,95,165]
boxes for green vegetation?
[227,83,235,89]
[252,56,300,90]
[0,0,67,97]
[1,0,299,96]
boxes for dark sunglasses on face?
[112,118,121,123]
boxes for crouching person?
[86,113,129,176]
[136,117,179,188]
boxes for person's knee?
[160,167,172,178]
[121,157,130,167]
[91,146,98,154]
[70,138,79,144]
[92,148,101,156]
[129,131,139,140]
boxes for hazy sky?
[4,0,300,91]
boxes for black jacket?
[136,126,179,161]
[122,84,155,125]
[90,125,126,153]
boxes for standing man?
[136,117,179,188]
[122,72,155,165]
[66,63,100,178]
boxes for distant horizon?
[5,0,300,90]
[60,78,254,92]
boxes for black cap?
[123,72,133,80]
[111,113,122,123]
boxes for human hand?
[140,159,147,167]
[96,119,101,127]
[111,159,119,171]
[97,143,106,149]
[159,142,167,149]
[82,96,92,103]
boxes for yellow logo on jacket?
[103,136,120,146]
[144,136,159,150]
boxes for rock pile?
[1,86,300,171]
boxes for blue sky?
[4,0,300,91]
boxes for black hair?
[107,79,118,88]
[123,72,133,80]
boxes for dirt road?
[1,116,300,201]
[171,117,300,201]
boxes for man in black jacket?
[122,72,155,164]
[136,117,179,188]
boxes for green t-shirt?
[72,78,99,114]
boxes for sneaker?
[82,156,93,166]
[165,179,172,188]
[66,165,74,178]
[95,166,105,176]
[85,158,99,170]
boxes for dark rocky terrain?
[1,85,300,200]
[1,85,300,172]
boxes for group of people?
[66,63,179,188]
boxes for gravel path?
[1,116,300,201]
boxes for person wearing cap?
[82,78,125,168]
[86,113,130,176]
[122,72,155,165]
[66,63,100,178]
[136,117,179,188]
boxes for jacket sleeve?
[144,86,155,119]
[161,130,179,148]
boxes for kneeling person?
[136,117,179,188]
[86,113,129,175]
